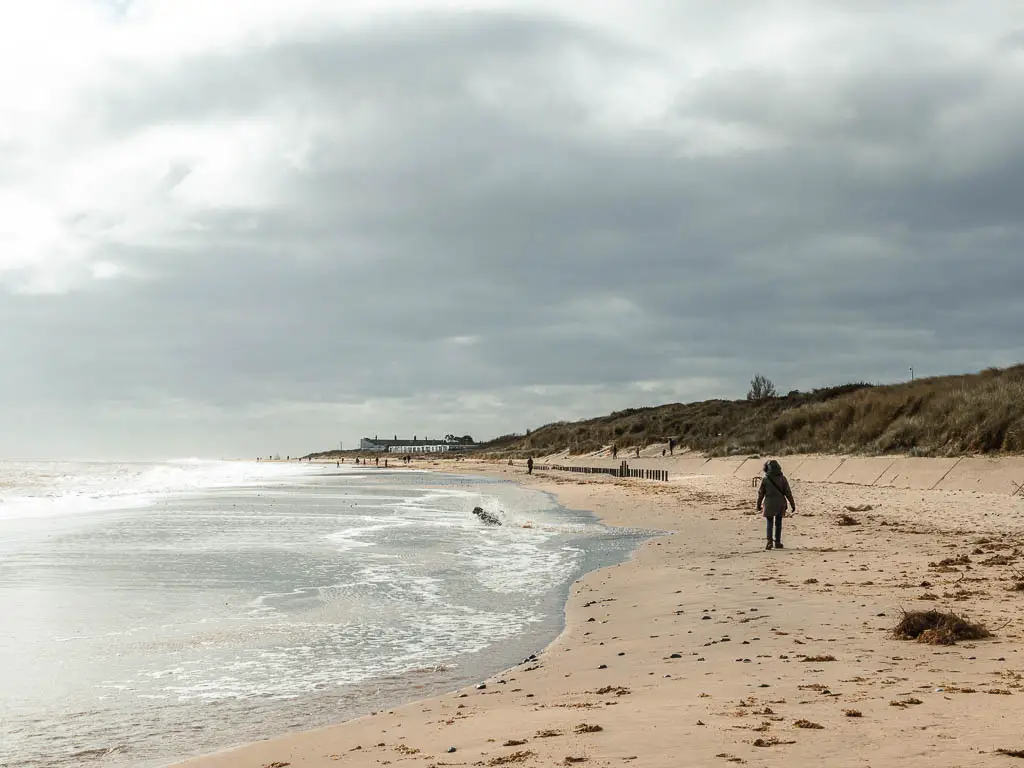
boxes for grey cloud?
[4,4,1024,457]
[95,12,634,134]
[998,28,1024,49]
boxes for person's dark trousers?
[766,514,783,543]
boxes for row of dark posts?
[540,462,669,482]
[617,461,670,481]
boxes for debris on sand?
[574,724,603,734]
[844,504,873,512]
[752,737,795,747]
[981,554,1017,566]
[799,684,832,696]
[893,609,991,645]
[1009,568,1024,591]
[594,686,630,696]
[836,514,861,526]
[928,555,971,568]
[889,698,923,708]
[489,751,535,765]
[793,720,824,729]
[844,710,862,717]
[996,748,1024,758]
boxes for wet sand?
[177,457,1024,767]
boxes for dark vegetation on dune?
[476,364,1024,459]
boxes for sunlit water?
[0,460,645,767]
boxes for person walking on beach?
[527,457,534,475]
[757,459,796,550]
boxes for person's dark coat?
[757,460,795,517]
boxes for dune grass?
[477,364,1024,458]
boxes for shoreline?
[166,463,650,767]
[177,458,1024,768]
[172,463,663,768]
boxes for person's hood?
[764,459,783,476]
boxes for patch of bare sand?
[175,459,1024,768]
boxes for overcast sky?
[2,1,1023,459]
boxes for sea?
[0,459,646,768]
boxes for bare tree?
[747,373,777,401]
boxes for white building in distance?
[359,436,469,453]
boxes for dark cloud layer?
[2,2,1023,458]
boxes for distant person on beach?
[757,459,796,550]
[669,438,675,455]
[612,445,618,459]
[635,446,640,458]
[527,457,534,475]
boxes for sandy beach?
[177,456,1024,768]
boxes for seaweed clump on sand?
[893,609,991,645]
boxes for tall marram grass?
[478,365,1024,458]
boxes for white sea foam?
[127,605,545,701]
[0,459,323,521]
[325,516,419,551]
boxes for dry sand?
[177,457,1024,768]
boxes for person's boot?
[765,540,774,550]
[774,540,784,549]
